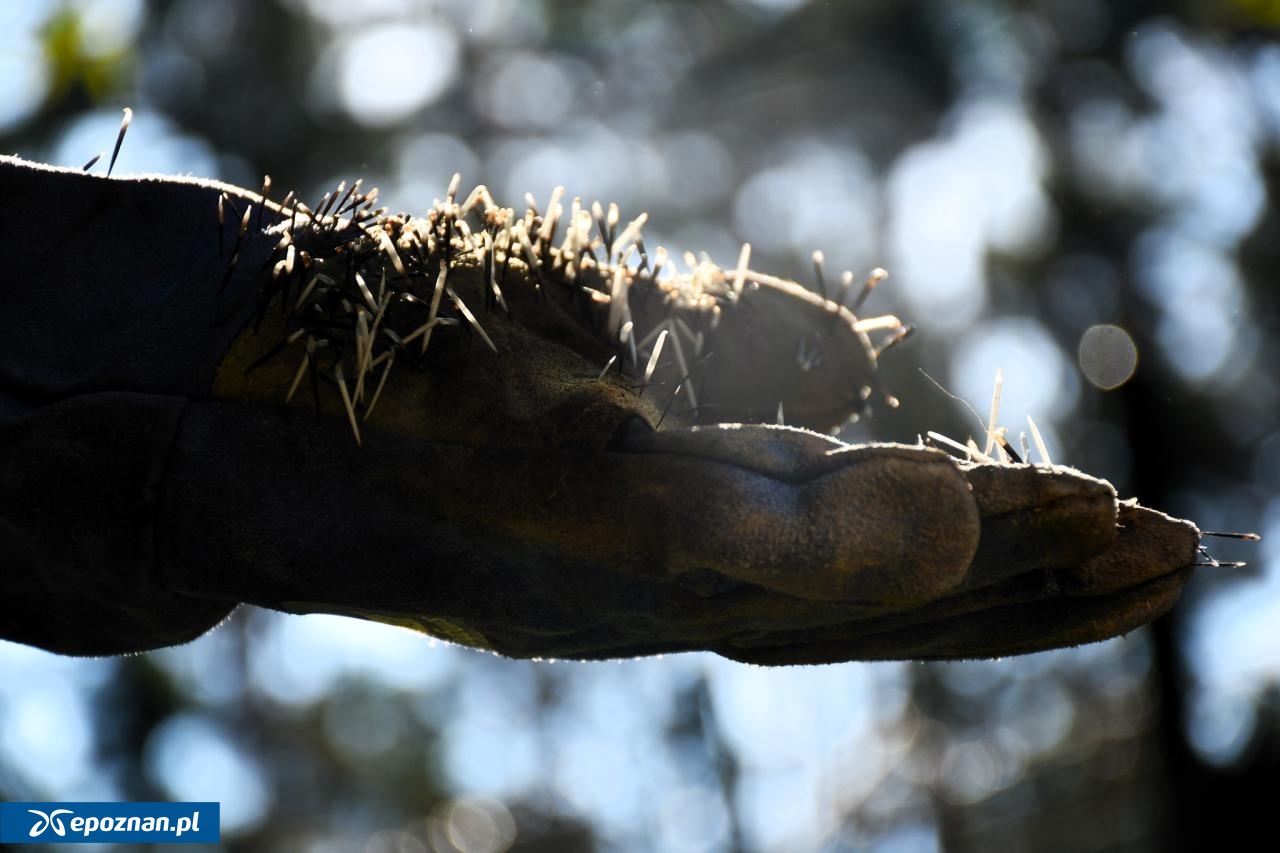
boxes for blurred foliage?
[2,0,1279,851]
[41,6,132,103]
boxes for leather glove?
[0,155,1202,663]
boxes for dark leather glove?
[0,155,1201,663]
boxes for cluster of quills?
[221,171,914,446]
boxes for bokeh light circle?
[1078,324,1138,390]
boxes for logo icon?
[27,809,72,838]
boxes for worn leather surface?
[0,156,1201,662]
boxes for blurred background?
[2,0,1279,850]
